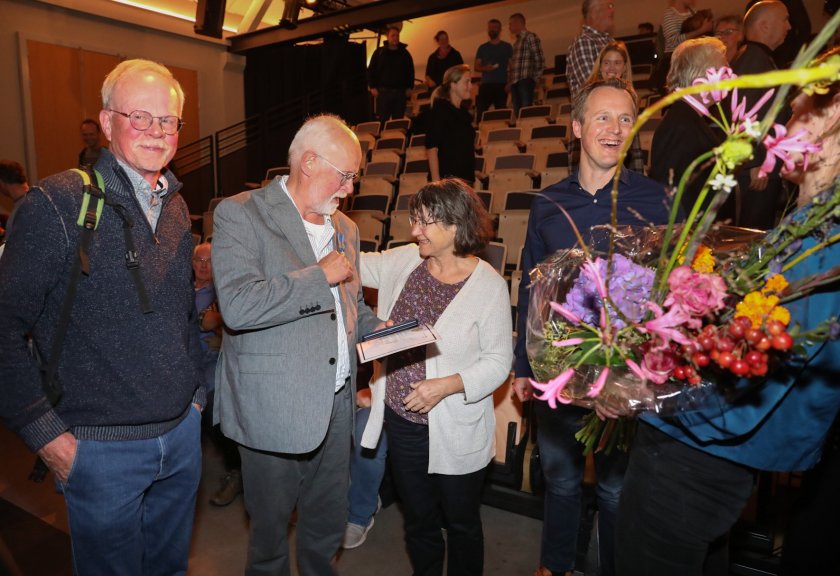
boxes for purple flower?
[759,124,822,178]
[830,321,840,340]
[563,255,655,330]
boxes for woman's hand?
[404,375,462,414]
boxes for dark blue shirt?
[514,168,674,377]
[475,40,513,84]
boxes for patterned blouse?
[385,262,468,425]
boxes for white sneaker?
[341,517,375,549]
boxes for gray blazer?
[211,178,380,454]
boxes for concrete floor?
[0,423,544,575]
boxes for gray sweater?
[0,149,204,452]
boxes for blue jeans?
[348,406,388,526]
[536,402,628,576]
[59,407,202,576]
[510,78,536,114]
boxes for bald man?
[211,114,384,575]
[731,0,791,230]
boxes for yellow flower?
[676,244,715,273]
[735,291,791,328]
[762,274,788,295]
[692,246,715,274]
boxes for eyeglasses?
[108,109,184,135]
[315,154,359,186]
[408,215,440,228]
[715,28,740,36]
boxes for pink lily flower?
[692,66,735,104]
[552,337,585,348]
[640,302,696,349]
[581,259,608,299]
[625,358,669,385]
[530,368,576,409]
[550,301,582,325]
[683,94,710,117]
[730,87,775,127]
[759,124,823,177]
[587,367,610,398]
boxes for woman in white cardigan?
[360,179,513,576]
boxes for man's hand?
[318,251,353,285]
[512,377,533,401]
[37,432,77,484]
[370,88,379,98]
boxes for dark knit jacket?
[0,149,204,452]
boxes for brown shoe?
[209,469,243,506]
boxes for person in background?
[474,18,514,121]
[192,241,243,507]
[368,26,416,123]
[507,12,546,113]
[513,78,675,576]
[0,58,204,575]
[614,47,840,575]
[638,22,655,34]
[732,0,791,230]
[0,160,29,243]
[341,386,388,549]
[586,41,647,173]
[360,179,513,576]
[650,37,733,221]
[211,114,385,575]
[662,0,714,53]
[714,14,744,63]
[426,64,476,183]
[425,31,464,90]
[567,0,615,98]
[78,118,104,170]
[746,0,811,67]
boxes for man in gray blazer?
[211,114,384,575]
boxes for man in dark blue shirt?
[474,18,513,121]
[512,78,674,576]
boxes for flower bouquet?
[525,13,840,454]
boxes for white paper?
[356,324,441,363]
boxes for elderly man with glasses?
[211,113,385,575]
[0,59,204,575]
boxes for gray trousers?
[239,383,353,576]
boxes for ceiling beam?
[229,0,501,53]
[238,0,275,34]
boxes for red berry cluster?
[673,317,793,383]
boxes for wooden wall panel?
[27,40,83,179]
[27,41,201,180]
[167,65,200,145]
[80,50,120,118]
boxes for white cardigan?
[360,245,513,475]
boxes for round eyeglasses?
[408,215,440,228]
[315,154,359,186]
[108,109,184,135]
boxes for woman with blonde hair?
[426,64,475,183]
[587,40,633,85]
